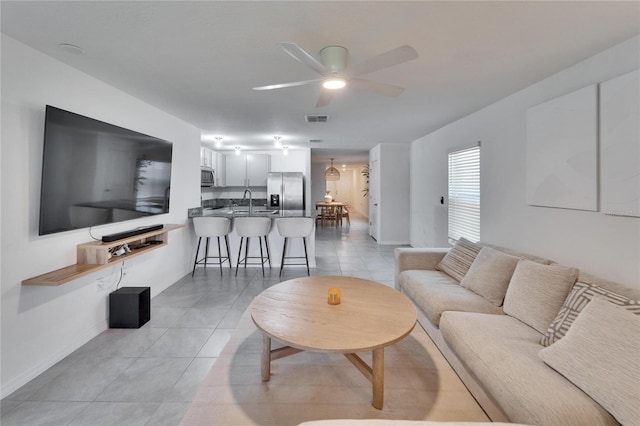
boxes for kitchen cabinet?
[200,147,214,168]
[214,151,226,187]
[225,154,270,186]
[201,147,226,187]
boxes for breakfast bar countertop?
[189,207,309,219]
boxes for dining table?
[315,201,345,227]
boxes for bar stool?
[234,217,272,276]
[276,217,314,277]
[192,217,232,276]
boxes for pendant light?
[324,158,340,181]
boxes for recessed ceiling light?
[58,43,86,55]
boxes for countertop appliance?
[201,167,214,187]
[267,172,304,211]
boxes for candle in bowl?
[327,288,341,305]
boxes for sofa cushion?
[503,260,578,333]
[577,270,640,300]
[479,242,553,265]
[440,311,618,425]
[460,247,520,307]
[435,237,482,282]
[399,270,503,327]
[541,281,640,346]
[539,298,640,426]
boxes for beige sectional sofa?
[395,240,640,426]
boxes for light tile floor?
[1,214,404,426]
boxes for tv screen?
[39,105,173,235]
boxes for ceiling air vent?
[308,139,323,144]
[305,115,329,123]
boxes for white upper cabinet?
[214,152,226,187]
[200,147,213,168]
[225,154,246,186]
[225,154,270,187]
[246,154,270,186]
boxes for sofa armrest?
[394,248,450,289]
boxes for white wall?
[410,35,640,288]
[310,162,326,212]
[352,164,369,217]
[1,35,201,396]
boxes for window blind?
[448,145,480,242]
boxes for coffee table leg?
[372,347,384,409]
[261,333,271,382]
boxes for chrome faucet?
[242,189,253,214]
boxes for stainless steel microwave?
[201,167,214,187]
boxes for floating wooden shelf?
[22,224,184,286]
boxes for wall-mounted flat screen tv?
[39,105,173,235]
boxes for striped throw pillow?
[435,237,482,282]
[540,281,640,346]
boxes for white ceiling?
[2,1,638,164]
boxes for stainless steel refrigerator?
[267,172,304,211]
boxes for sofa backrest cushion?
[541,281,640,346]
[577,270,640,300]
[539,297,640,426]
[435,237,482,282]
[479,242,553,265]
[460,246,520,307]
[503,260,578,334]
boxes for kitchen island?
[189,208,316,270]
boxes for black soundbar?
[102,224,164,243]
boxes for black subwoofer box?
[109,287,150,328]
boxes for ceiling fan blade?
[253,79,322,91]
[350,45,418,77]
[350,78,405,97]
[316,90,333,108]
[279,42,328,76]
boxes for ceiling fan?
[253,43,418,107]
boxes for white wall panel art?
[526,85,598,211]
[600,69,640,218]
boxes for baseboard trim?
[375,240,411,245]
[1,319,108,398]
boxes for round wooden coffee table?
[250,275,417,409]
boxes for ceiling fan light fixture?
[324,158,341,181]
[322,77,346,90]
